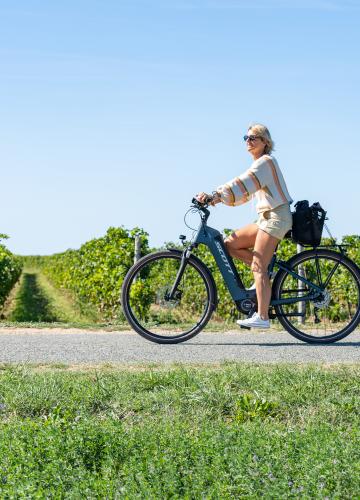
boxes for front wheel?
[272,249,360,343]
[121,250,217,344]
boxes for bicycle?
[121,198,360,344]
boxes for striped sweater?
[216,154,293,213]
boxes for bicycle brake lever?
[192,197,207,208]
[192,196,213,208]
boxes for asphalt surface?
[0,327,359,364]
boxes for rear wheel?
[272,249,360,343]
[121,250,217,344]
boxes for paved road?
[0,328,359,364]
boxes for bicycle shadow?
[186,341,360,347]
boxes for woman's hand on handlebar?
[195,191,221,206]
[195,192,210,204]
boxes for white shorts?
[256,204,293,240]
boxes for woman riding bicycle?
[196,123,293,329]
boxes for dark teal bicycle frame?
[169,205,324,315]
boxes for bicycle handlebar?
[191,197,211,223]
[191,195,214,209]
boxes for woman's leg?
[251,229,280,320]
[224,223,258,265]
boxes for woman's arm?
[217,156,271,206]
[196,157,271,207]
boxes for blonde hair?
[248,123,275,155]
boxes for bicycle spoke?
[322,260,341,289]
[314,256,323,288]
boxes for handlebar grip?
[192,195,214,207]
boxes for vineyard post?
[133,235,141,283]
[134,235,141,264]
[297,243,305,324]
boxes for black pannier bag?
[291,200,327,247]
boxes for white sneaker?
[236,312,270,329]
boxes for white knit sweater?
[217,154,293,213]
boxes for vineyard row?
[1,228,359,322]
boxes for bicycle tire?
[121,249,217,344]
[272,249,360,343]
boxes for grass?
[0,318,281,332]
[0,320,132,330]
[1,268,104,327]
[35,269,99,323]
[0,363,359,497]
[6,270,61,322]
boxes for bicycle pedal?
[239,325,251,330]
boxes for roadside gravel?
[0,327,358,364]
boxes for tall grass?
[0,363,359,497]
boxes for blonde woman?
[196,124,293,328]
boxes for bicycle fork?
[165,248,192,301]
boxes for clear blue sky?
[1,0,359,255]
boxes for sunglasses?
[243,135,262,142]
